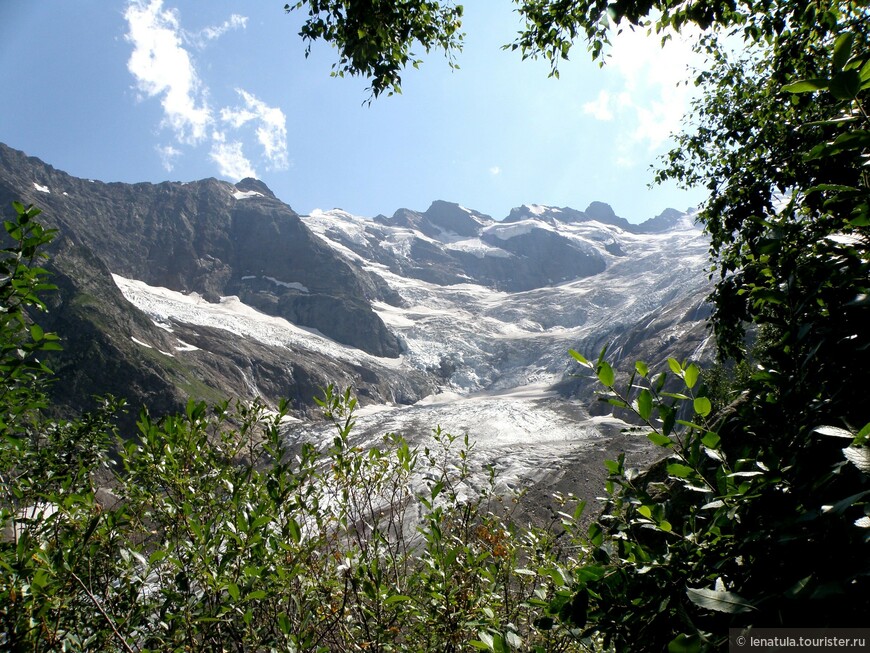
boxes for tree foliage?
[285,0,464,97]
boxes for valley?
[1,142,713,501]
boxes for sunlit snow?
[110,207,709,494]
[232,190,263,200]
[111,274,403,370]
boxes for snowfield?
[112,205,709,499]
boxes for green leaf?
[596,361,615,386]
[686,587,754,613]
[782,78,829,93]
[676,419,707,430]
[288,518,301,543]
[227,583,240,601]
[30,323,44,342]
[684,363,699,389]
[662,406,676,436]
[842,447,870,474]
[693,397,712,417]
[384,594,412,604]
[830,69,861,100]
[588,522,604,546]
[832,32,854,72]
[575,564,606,582]
[569,349,591,366]
[655,372,667,393]
[701,432,721,448]
[648,432,673,447]
[637,505,653,518]
[476,631,495,650]
[533,616,555,631]
[637,388,653,421]
[785,575,814,599]
[813,425,853,439]
[668,634,702,653]
[635,360,649,377]
[667,358,682,375]
[558,589,588,627]
[667,463,694,478]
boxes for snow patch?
[264,276,309,292]
[152,320,174,332]
[483,221,552,240]
[130,336,152,349]
[444,238,511,259]
[232,190,263,200]
[110,274,403,369]
[526,204,554,216]
[33,183,50,194]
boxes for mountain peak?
[234,178,276,199]
[584,201,616,222]
[635,207,697,233]
[423,200,492,236]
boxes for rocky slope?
[0,143,436,423]
[0,142,712,461]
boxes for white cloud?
[584,22,702,158]
[582,89,614,121]
[489,166,501,176]
[210,132,256,179]
[125,0,211,145]
[221,90,289,170]
[185,14,248,48]
[157,144,182,171]
[124,2,288,180]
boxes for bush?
[560,349,870,651]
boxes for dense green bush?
[560,348,870,651]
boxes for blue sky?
[1,1,707,223]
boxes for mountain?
[0,144,436,423]
[0,142,713,490]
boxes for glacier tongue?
[289,383,660,506]
[113,200,710,507]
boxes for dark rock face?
[0,143,433,419]
[634,207,694,233]
[0,143,398,358]
[422,200,492,237]
[583,201,634,231]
